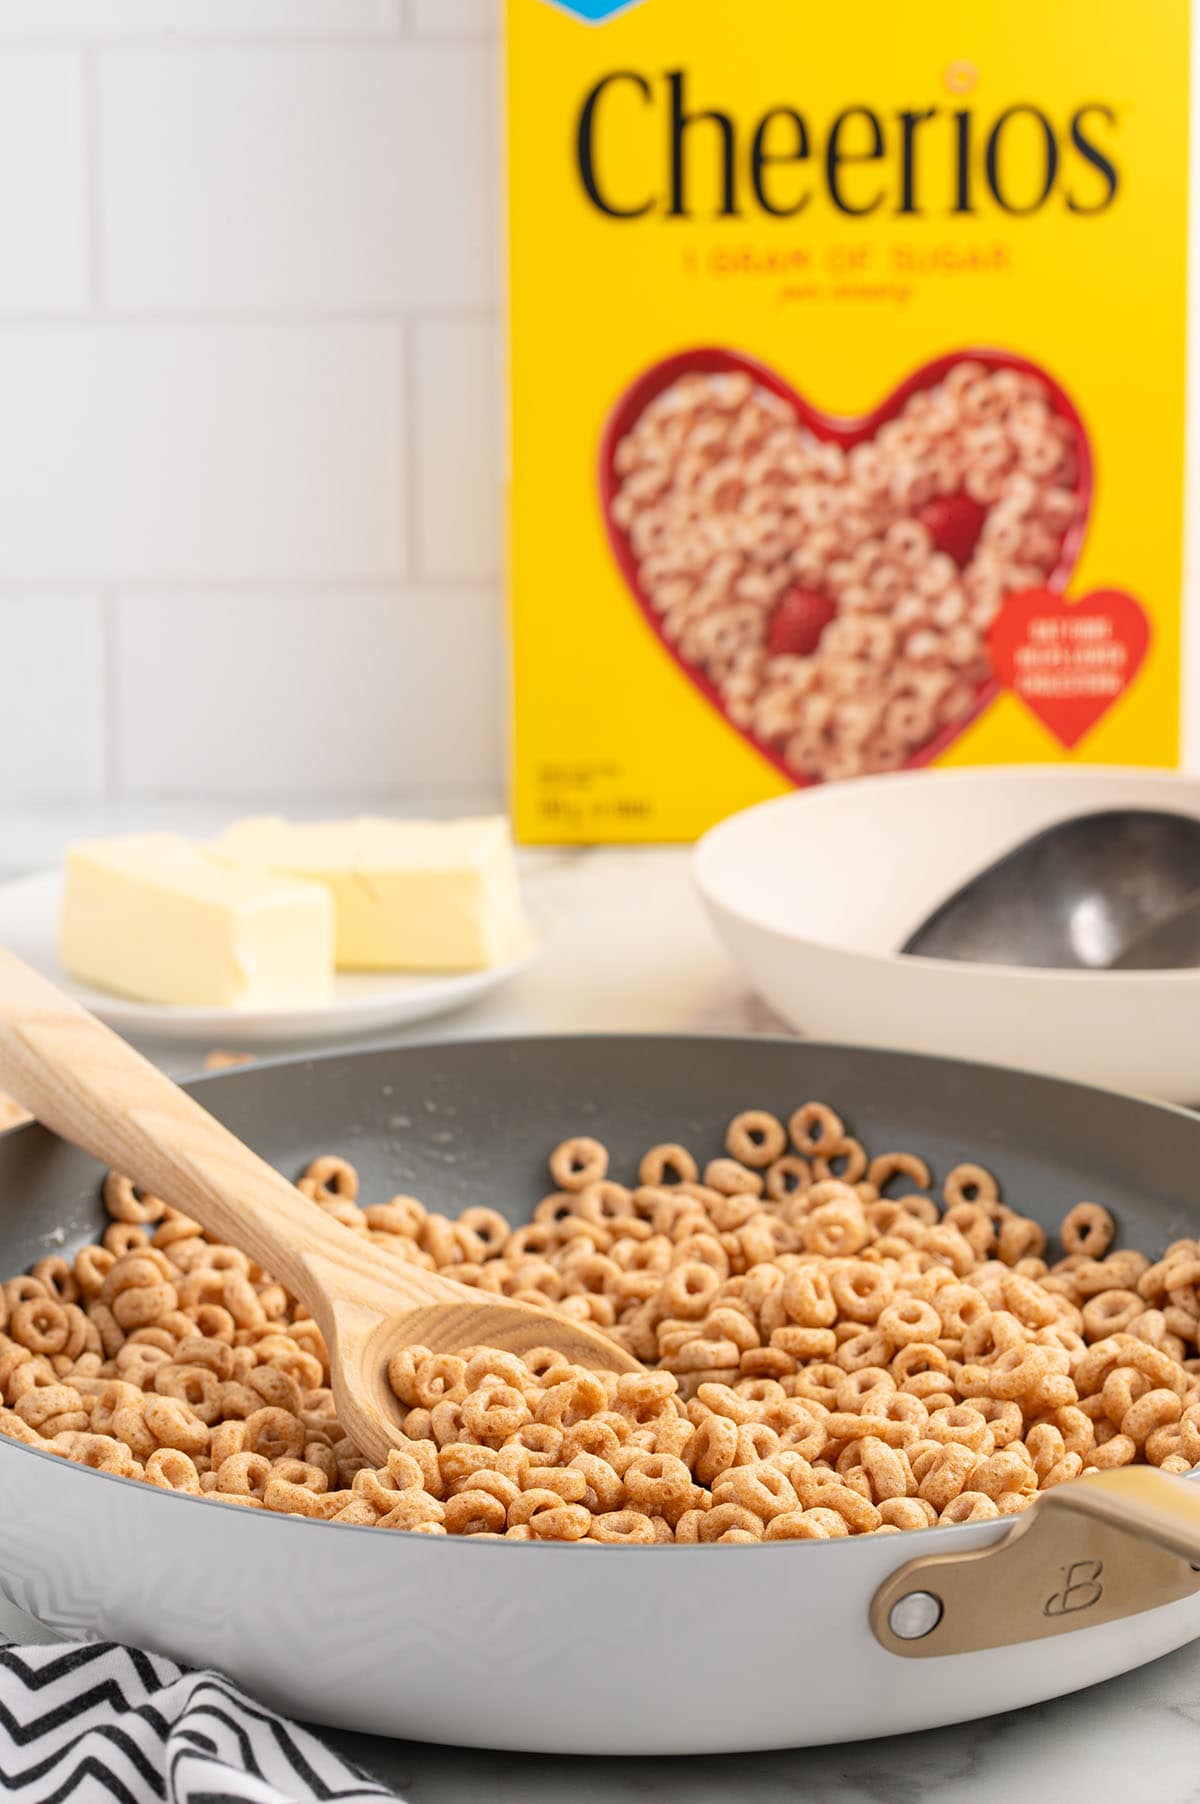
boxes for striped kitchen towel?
[0,1638,399,1802]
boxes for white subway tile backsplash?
[0,2,402,37]
[411,0,495,35]
[0,54,87,310]
[113,588,503,796]
[0,325,405,582]
[414,318,501,581]
[0,594,105,798]
[99,44,497,311]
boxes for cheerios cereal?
[611,363,1080,782]
[2,1105,1197,1543]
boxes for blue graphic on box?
[538,0,645,21]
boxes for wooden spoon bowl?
[0,949,640,1468]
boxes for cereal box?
[506,0,1190,842]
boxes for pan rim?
[28,1027,1198,1121]
[2,1424,1196,1561]
[0,1430,1024,1559]
[1,1030,1197,1564]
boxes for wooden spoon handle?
[0,947,462,1317]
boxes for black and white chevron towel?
[0,1638,401,1803]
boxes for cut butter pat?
[214,816,529,972]
[61,835,334,1009]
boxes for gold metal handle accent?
[871,1468,1200,1657]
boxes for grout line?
[107,784,507,807]
[0,306,502,327]
[400,315,422,580]
[404,307,504,323]
[0,786,505,819]
[99,590,120,796]
[81,45,103,311]
[0,577,500,597]
[0,30,413,49]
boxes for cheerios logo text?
[575,71,1119,219]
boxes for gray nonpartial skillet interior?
[900,808,1200,969]
[0,1036,1196,1276]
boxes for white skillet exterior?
[1,1436,1199,1754]
[694,767,1200,1104]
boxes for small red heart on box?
[988,587,1150,749]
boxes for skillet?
[2,1034,1200,1755]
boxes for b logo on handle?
[1044,1560,1104,1616]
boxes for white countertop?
[1,804,1198,1798]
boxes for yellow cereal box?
[507,0,1189,842]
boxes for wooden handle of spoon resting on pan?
[872,1466,1200,1657]
[0,945,484,1322]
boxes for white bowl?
[694,766,1200,1103]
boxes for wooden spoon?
[0,948,640,1465]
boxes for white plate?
[0,871,540,1047]
[694,765,1200,1104]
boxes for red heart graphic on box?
[599,346,1093,785]
[988,586,1150,749]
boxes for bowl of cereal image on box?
[600,345,1091,787]
[694,765,1200,1103]
[5,1033,1200,1753]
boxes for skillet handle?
[871,1467,1200,1657]
[0,945,460,1318]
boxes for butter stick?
[61,834,334,1009]
[214,815,529,972]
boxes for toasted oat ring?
[103,1224,150,1258]
[866,1152,932,1194]
[1081,1290,1141,1340]
[812,1137,869,1184]
[520,1497,591,1541]
[72,1245,115,1301]
[725,1112,787,1168]
[698,1503,762,1542]
[763,1155,812,1201]
[943,1163,1000,1209]
[589,1510,657,1544]
[1121,1387,1182,1446]
[761,1510,830,1540]
[144,1448,202,1494]
[30,1257,78,1305]
[704,1158,763,1197]
[10,1297,69,1356]
[997,1214,1046,1265]
[2,1284,43,1313]
[103,1172,167,1225]
[638,1144,698,1187]
[878,1297,942,1347]
[443,1489,509,1536]
[878,1496,936,1531]
[940,1491,999,1524]
[1061,1201,1115,1259]
[302,1155,359,1201]
[788,1103,844,1156]
[549,1137,609,1193]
